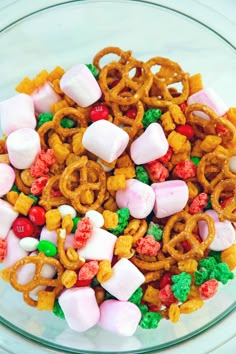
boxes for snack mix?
[0,46,236,336]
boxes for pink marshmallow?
[0,199,19,239]
[130,123,168,164]
[151,180,189,218]
[31,82,61,113]
[0,163,15,197]
[60,64,102,107]
[78,227,116,262]
[0,93,36,135]
[98,300,141,336]
[4,230,28,268]
[101,258,145,301]
[82,120,129,163]
[116,179,155,218]
[59,287,100,332]
[198,210,235,251]
[6,128,41,169]
[187,88,228,119]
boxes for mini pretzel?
[14,168,31,194]
[131,255,175,271]
[9,252,64,307]
[37,121,56,150]
[59,155,107,213]
[211,179,236,222]
[39,175,69,211]
[124,219,148,245]
[53,107,88,138]
[93,46,132,71]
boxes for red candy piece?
[189,193,208,214]
[179,102,187,113]
[145,160,169,182]
[90,105,109,122]
[176,124,195,140]
[136,235,161,257]
[31,176,50,196]
[126,108,137,119]
[28,206,46,226]
[12,217,35,239]
[78,260,99,281]
[159,272,173,289]
[159,284,178,307]
[174,159,197,180]
[199,279,219,300]
[158,147,173,163]
[0,239,7,262]
[74,216,93,249]
[75,278,92,287]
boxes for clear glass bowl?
[0,1,236,353]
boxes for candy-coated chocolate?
[12,217,35,239]
[28,206,46,226]
[37,239,58,257]
[19,237,39,252]
[89,105,109,122]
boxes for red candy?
[30,176,50,196]
[176,124,195,140]
[145,160,169,182]
[158,147,173,163]
[173,159,197,180]
[136,235,161,257]
[179,102,187,113]
[73,216,93,249]
[189,193,208,214]
[90,105,109,122]
[78,260,99,281]
[0,239,7,262]
[159,272,173,289]
[199,279,219,300]
[159,284,178,307]
[28,206,46,226]
[75,278,92,287]
[12,217,35,239]
[126,108,137,119]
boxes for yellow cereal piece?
[52,79,64,95]
[65,153,80,166]
[48,133,62,148]
[0,268,11,282]
[178,259,198,273]
[15,77,36,95]
[180,299,204,314]
[50,99,68,114]
[64,94,76,107]
[97,260,113,283]
[47,66,65,82]
[200,135,222,153]
[53,143,71,164]
[168,303,180,323]
[221,244,236,270]
[72,129,87,155]
[143,285,160,306]
[6,191,19,206]
[124,219,140,235]
[213,145,229,155]
[169,104,186,125]
[114,166,136,179]
[191,139,204,157]
[167,131,187,154]
[14,192,35,215]
[160,111,176,132]
[20,169,35,187]
[62,214,73,234]
[188,284,200,300]
[187,181,200,200]
[116,154,134,168]
[227,107,236,126]
[114,235,133,258]
[45,209,61,230]
[0,154,10,164]
[61,270,77,288]
[80,190,94,205]
[103,196,118,212]
[37,290,55,311]
[171,151,190,165]
[33,70,49,88]
[188,73,203,95]
[103,210,118,229]
[107,175,126,191]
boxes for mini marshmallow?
[198,210,235,251]
[4,230,28,268]
[116,179,155,218]
[85,210,104,228]
[78,227,117,262]
[58,204,77,219]
[0,199,19,239]
[59,287,100,332]
[187,88,228,119]
[82,120,129,163]
[0,163,15,197]
[101,258,145,301]
[98,300,141,336]
[6,128,41,169]
[31,82,61,113]
[229,156,236,173]
[151,180,189,218]
[60,64,102,107]
[0,93,36,135]
[130,123,168,164]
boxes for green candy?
[139,312,162,329]
[86,63,100,80]
[91,276,100,287]
[190,156,201,166]
[37,112,53,129]
[128,287,143,305]
[37,240,57,257]
[71,217,81,233]
[142,109,162,129]
[60,117,76,128]
[53,300,65,319]
[109,208,130,236]
[27,194,39,206]
[135,166,150,185]
[147,222,163,241]
[171,272,191,302]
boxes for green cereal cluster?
[27,194,39,206]
[37,112,53,129]
[53,300,65,319]
[147,222,163,241]
[194,257,234,285]
[209,262,234,285]
[139,312,162,329]
[60,117,76,128]
[190,156,201,166]
[208,250,222,264]
[109,208,130,236]
[86,64,100,79]
[128,287,143,305]
[142,109,162,129]
[135,166,150,185]
[171,272,191,302]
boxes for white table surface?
[0,1,236,353]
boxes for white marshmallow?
[229,156,236,173]
[60,64,102,107]
[40,226,74,250]
[6,128,41,169]
[82,120,129,163]
[0,199,19,239]
[0,163,15,197]
[4,230,28,268]
[31,82,61,113]
[85,210,104,228]
[0,93,36,135]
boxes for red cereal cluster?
[136,235,161,257]
[31,149,55,178]
[0,239,7,262]
[30,176,50,196]
[173,159,197,180]
[145,160,169,182]
[176,124,195,140]
[73,217,93,249]
[78,260,99,280]
[158,147,173,163]
[199,279,219,300]
[159,272,173,289]
[159,284,178,307]
[189,193,208,214]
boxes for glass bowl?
[0,1,236,353]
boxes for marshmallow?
[82,120,129,163]
[78,227,117,262]
[31,82,61,113]
[98,300,141,336]
[187,88,228,119]
[4,230,28,268]
[130,123,168,164]
[116,179,155,218]
[101,258,145,301]
[6,128,41,169]
[151,180,189,218]
[0,199,19,239]
[59,287,100,332]
[198,210,235,251]
[60,64,102,107]
[0,163,15,197]
[0,93,36,135]
[229,156,236,173]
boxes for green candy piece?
[139,311,162,329]
[204,197,212,210]
[53,300,65,319]
[71,217,81,233]
[37,112,53,129]
[91,276,100,287]
[10,184,21,194]
[86,63,100,80]
[190,156,201,166]
[209,262,234,285]
[208,250,222,263]
[37,240,57,257]
[135,166,150,185]
[128,287,143,305]
[60,117,76,128]
[147,222,163,241]
[109,208,130,236]
[27,194,39,206]
[198,257,217,273]
[142,109,162,129]
[138,304,149,317]
[171,272,191,302]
